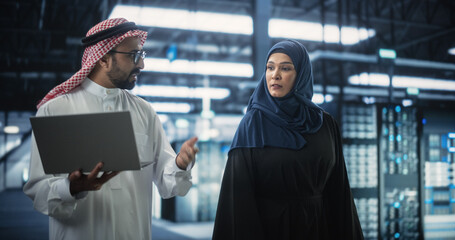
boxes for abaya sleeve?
[212,148,265,240]
[324,115,364,239]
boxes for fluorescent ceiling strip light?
[110,5,374,45]
[149,102,192,113]
[143,58,253,78]
[4,126,19,134]
[269,18,375,45]
[109,5,253,35]
[449,48,455,55]
[132,85,230,100]
[348,73,455,91]
[312,93,325,104]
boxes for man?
[23,18,198,240]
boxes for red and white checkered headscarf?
[37,18,147,109]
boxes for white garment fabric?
[23,78,192,240]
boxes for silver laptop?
[30,111,141,174]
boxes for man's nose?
[137,57,145,69]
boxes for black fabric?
[213,112,364,240]
[81,22,139,47]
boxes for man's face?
[107,37,144,90]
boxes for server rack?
[342,103,424,239]
[377,104,421,239]
[421,109,455,239]
[342,103,379,239]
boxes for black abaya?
[212,112,364,240]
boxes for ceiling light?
[379,49,397,59]
[269,18,375,45]
[143,58,253,78]
[150,102,192,113]
[110,5,374,45]
[4,126,19,134]
[132,85,230,100]
[348,73,455,91]
[312,93,324,104]
[175,119,189,128]
[406,87,419,95]
[324,94,333,102]
[362,96,376,104]
[109,5,253,35]
[402,99,413,107]
[448,48,455,55]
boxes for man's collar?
[82,78,121,98]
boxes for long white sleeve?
[23,107,87,219]
[145,110,192,198]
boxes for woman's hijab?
[230,39,323,151]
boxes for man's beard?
[107,55,140,90]
[108,68,140,90]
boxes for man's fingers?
[186,147,195,157]
[87,162,104,180]
[101,171,120,182]
[68,170,81,182]
[186,137,198,147]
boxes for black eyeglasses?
[109,50,146,65]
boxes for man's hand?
[68,162,120,195]
[176,137,199,170]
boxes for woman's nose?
[272,70,280,80]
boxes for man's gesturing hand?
[176,137,199,170]
[68,162,120,195]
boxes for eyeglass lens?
[134,51,146,64]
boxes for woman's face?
[266,52,297,98]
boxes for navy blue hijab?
[230,40,323,151]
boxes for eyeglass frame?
[108,50,146,65]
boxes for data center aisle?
[0,189,213,240]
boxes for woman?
[212,40,363,239]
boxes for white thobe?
[23,79,192,240]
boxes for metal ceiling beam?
[309,50,455,71]
[395,27,455,50]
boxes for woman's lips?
[271,84,282,89]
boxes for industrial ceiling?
[1,0,455,113]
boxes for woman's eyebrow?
[267,61,293,65]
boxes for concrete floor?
[0,189,213,240]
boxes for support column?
[252,0,271,82]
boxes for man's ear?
[99,54,111,69]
